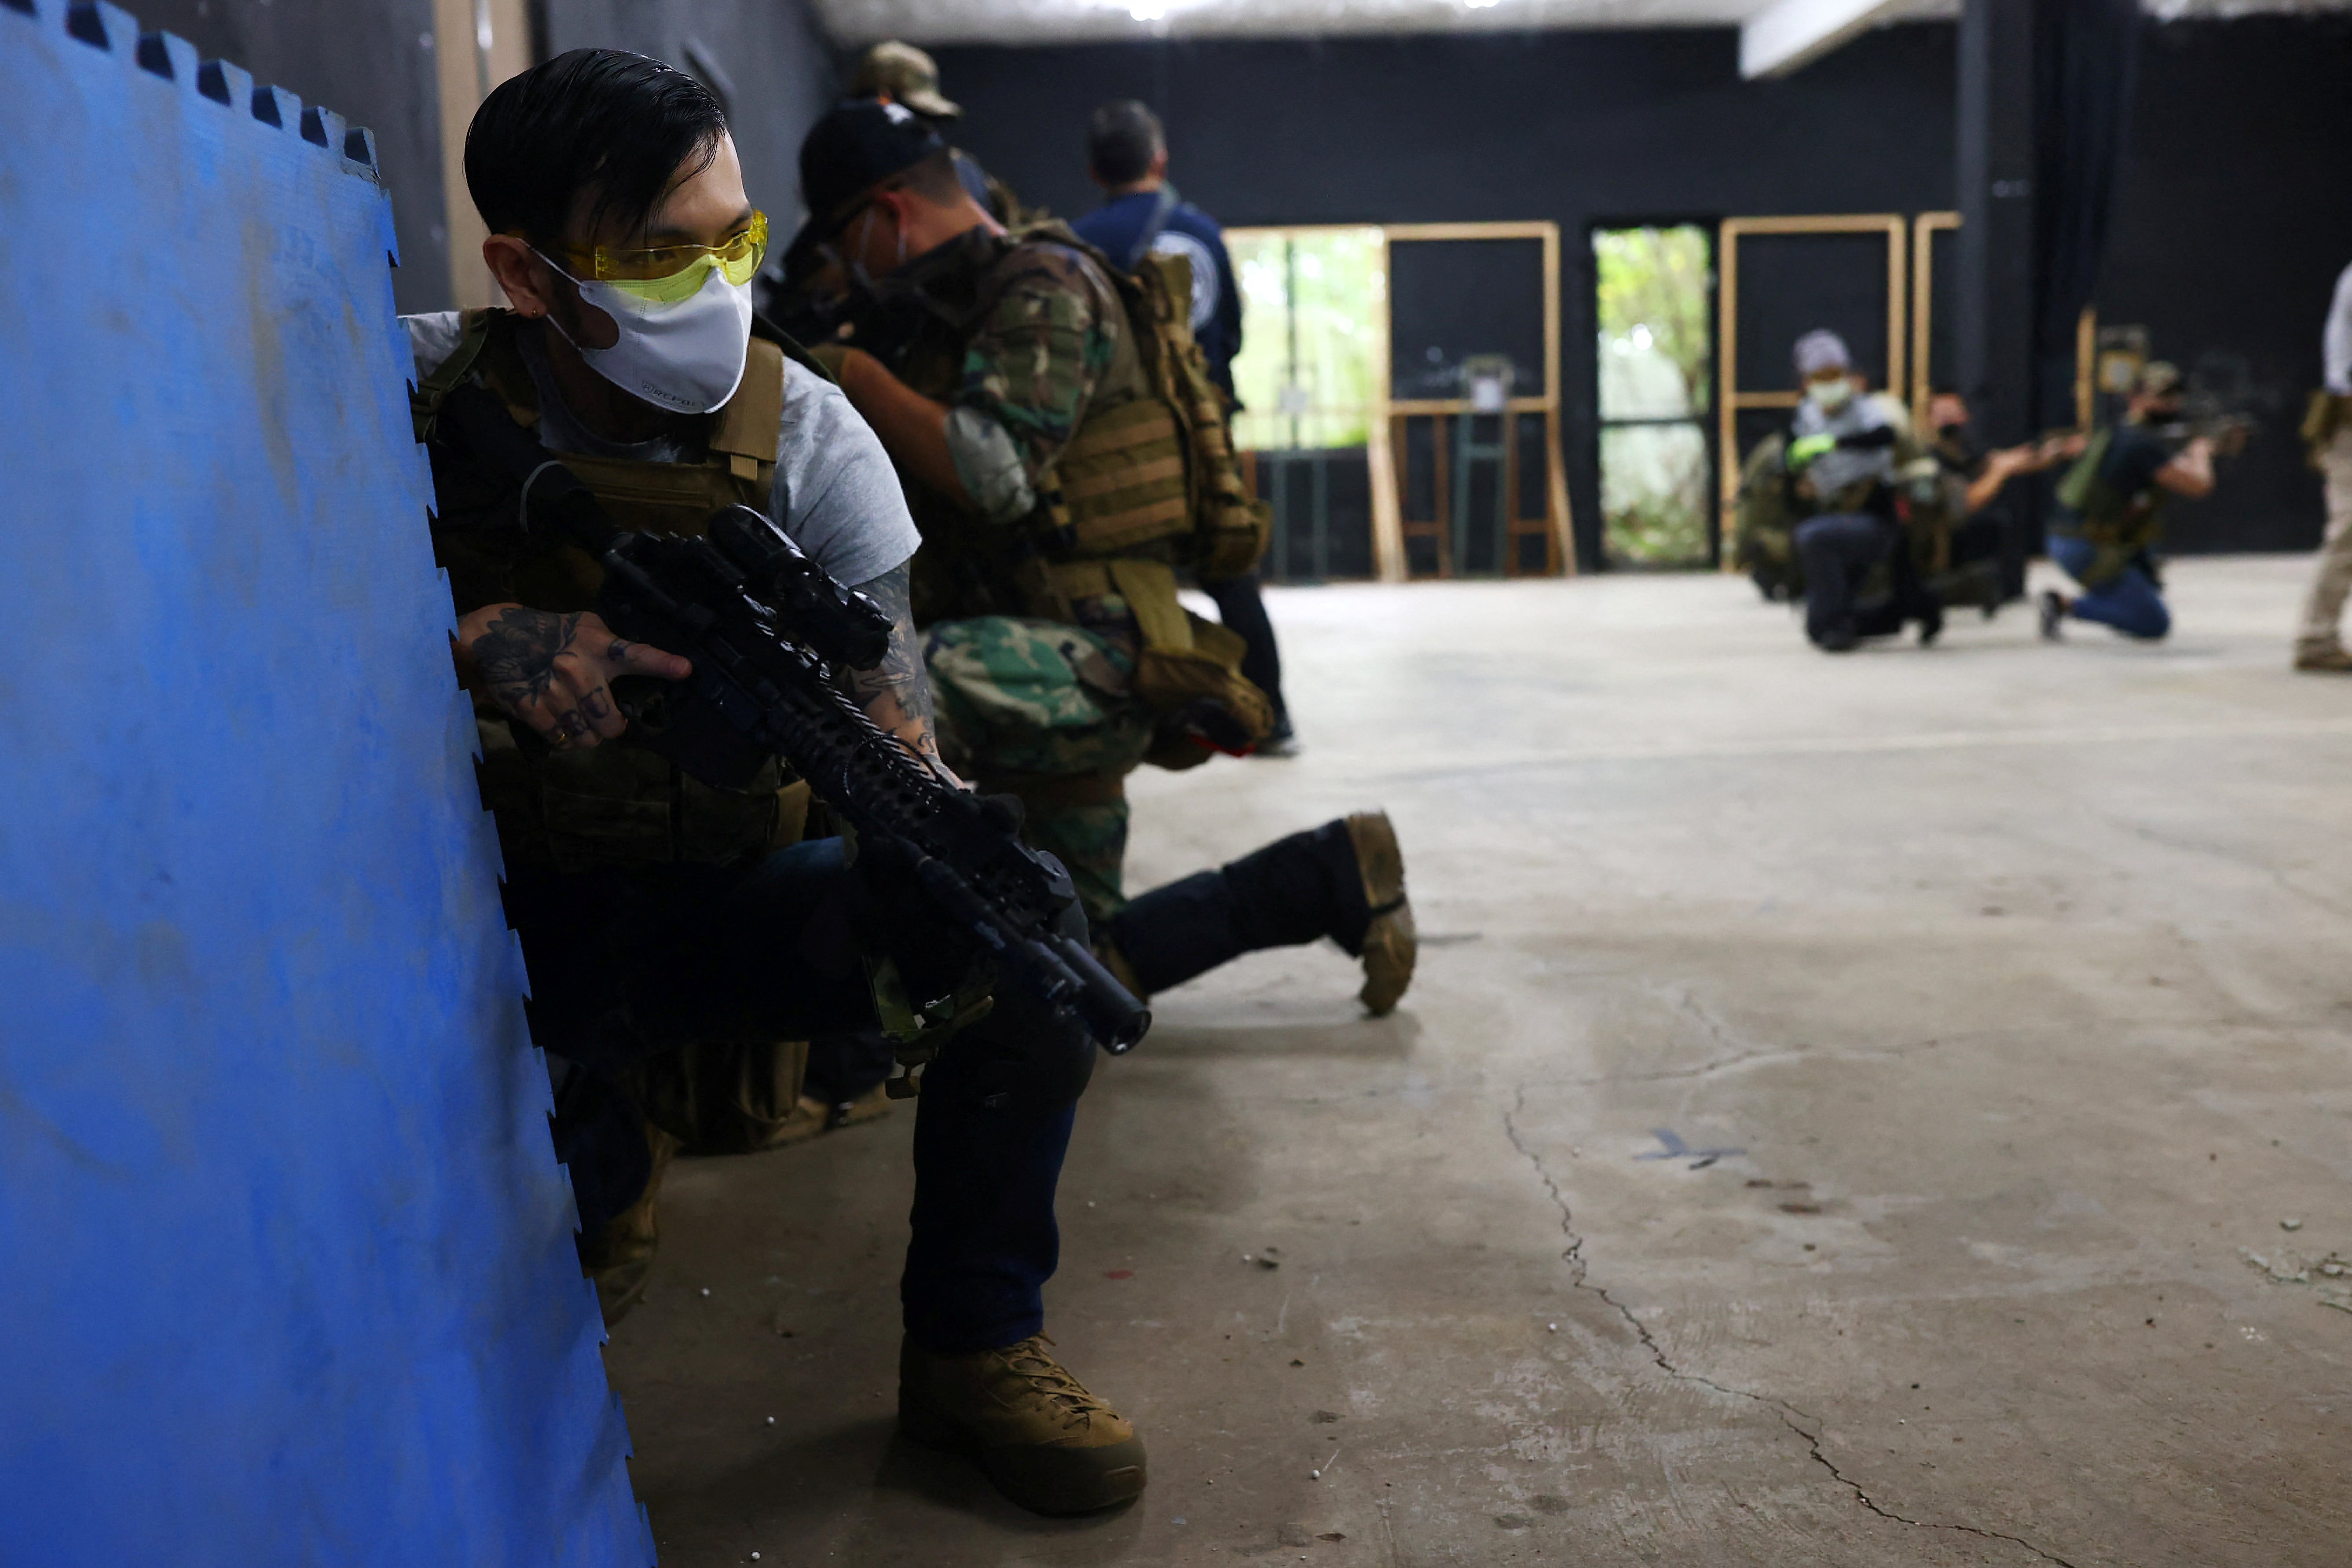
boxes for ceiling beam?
[1740,0,1912,77]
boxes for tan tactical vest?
[904,228,1273,748]
[410,310,810,871]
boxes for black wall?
[933,16,2352,560]
[132,0,838,315]
[2099,15,2352,553]
[136,0,450,314]
[543,0,838,255]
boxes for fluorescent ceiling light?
[813,0,2348,48]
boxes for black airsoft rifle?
[2152,394,2256,458]
[429,381,1150,1057]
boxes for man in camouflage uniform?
[791,101,1414,1013]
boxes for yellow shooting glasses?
[562,210,769,304]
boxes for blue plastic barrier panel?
[0,4,652,1562]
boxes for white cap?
[1793,330,1851,378]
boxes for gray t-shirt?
[403,312,919,587]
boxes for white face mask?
[1810,376,1857,413]
[536,251,755,415]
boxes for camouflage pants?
[925,615,1155,925]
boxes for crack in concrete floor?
[1502,1085,2081,1568]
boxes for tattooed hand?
[454,604,691,748]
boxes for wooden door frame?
[1715,214,1908,556]
[1225,219,1575,582]
[1909,211,1961,429]
[1380,222,1573,581]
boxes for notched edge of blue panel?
[1,0,40,23]
[63,1,108,48]
[250,81,296,128]
[137,27,195,84]
[195,56,246,106]
[84,0,136,51]
[42,0,386,185]
[506,926,533,1004]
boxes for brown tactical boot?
[1106,811,1415,1010]
[578,1124,680,1328]
[2294,644,2352,672]
[898,1334,1147,1514]
[1346,810,1417,1017]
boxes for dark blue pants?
[2048,535,2171,640]
[504,838,1086,1354]
[1202,572,1288,724]
[1795,512,1895,645]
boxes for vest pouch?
[535,740,689,872]
[1132,254,1269,578]
[632,1037,814,1157]
[1098,559,1275,754]
[557,451,753,537]
[1136,616,1272,767]
[2302,390,2350,471]
[2054,429,2113,514]
[478,711,789,872]
[1196,495,1273,580]
[1055,397,1193,556]
[537,748,787,871]
[675,765,788,866]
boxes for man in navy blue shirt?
[1072,102,1293,747]
[1071,101,1243,398]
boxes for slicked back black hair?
[466,49,727,245]
[1088,99,1164,186]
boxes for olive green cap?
[853,41,960,122]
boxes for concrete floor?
[604,555,2352,1568]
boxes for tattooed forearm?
[472,607,584,713]
[841,565,947,772]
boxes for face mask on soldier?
[831,201,910,296]
[824,220,990,366]
[1809,374,1857,413]
[535,249,755,414]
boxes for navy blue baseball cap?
[795,98,946,246]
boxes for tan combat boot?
[1346,810,1417,1016]
[2293,644,2352,672]
[898,1334,1147,1514]
[577,1123,679,1328]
